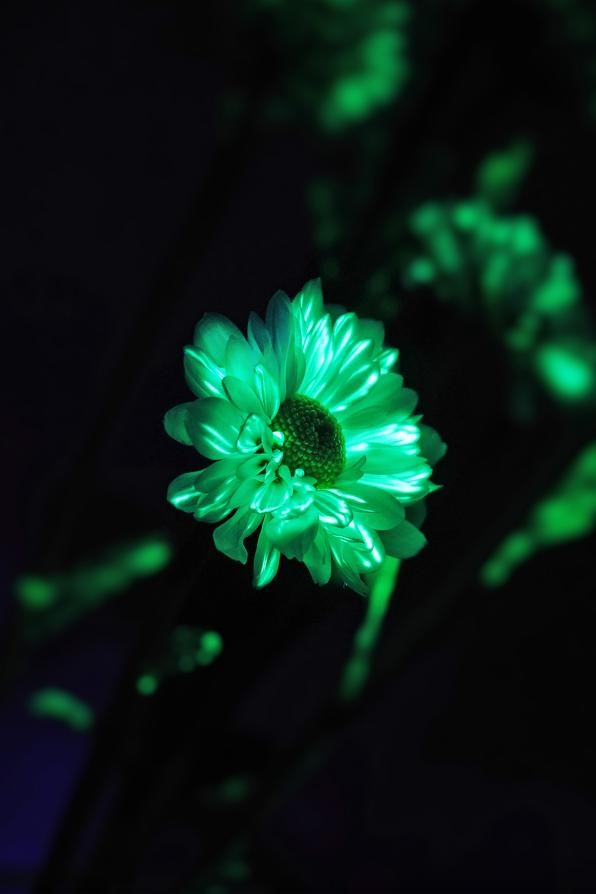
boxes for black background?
[3,1,596,892]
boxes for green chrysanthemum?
[165,280,445,595]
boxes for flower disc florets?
[273,395,345,488]
[164,279,445,595]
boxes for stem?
[33,535,208,894]
[338,557,401,702]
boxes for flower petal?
[354,444,422,475]
[194,457,242,493]
[192,458,245,521]
[235,413,271,454]
[251,477,291,513]
[332,312,360,362]
[253,363,280,420]
[334,456,367,484]
[314,491,353,527]
[322,340,380,413]
[194,459,242,521]
[339,374,417,426]
[184,346,225,398]
[300,314,334,396]
[306,317,364,403]
[303,529,332,585]
[419,424,447,467]
[223,376,263,416]
[276,479,316,516]
[194,313,242,365]
[247,311,271,353]
[194,484,237,523]
[237,454,269,480]
[326,520,385,594]
[293,278,325,341]
[225,333,257,379]
[330,483,405,530]
[356,317,385,352]
[186,398,245,460]
[163,403,193,445]
[213,507,261,564]
[267,505,319,560]
[406,500,427,529]
[167,472,202,512]
[379,347,399,373]
[266,290,304,397]
[381,520,427,558]
[228,480,263,513]
[361,462,433,502]
[253,521,281,588]
[266,290,293,354]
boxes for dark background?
[2,1,596,892]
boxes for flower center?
[272,394,345,487]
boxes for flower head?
[165,280,445,595]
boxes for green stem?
[338,556,401,702]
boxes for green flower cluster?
[405,198,596,405]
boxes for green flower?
[165,280,444,595]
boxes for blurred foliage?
[28,688,94,732]
[307,136,537,318]
[136,625,223,696]
[15,535,173,642]
[475,139,534,210]
[249,0,411,133]
[184,842,252,894]
[404,197,596,409]
[202,775,256,807]
[307,128,596,413]
[481,440,596,587]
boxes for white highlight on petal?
[235,414,268,454]
[184,346,225,398]
[253,519,281,588]
[254,363,280,420]
[379,347,399,373]
[186,398,245,460]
